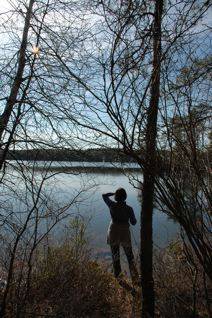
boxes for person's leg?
[110,244,121,278]
[123,244,139,284]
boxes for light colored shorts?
[107,222,132,246]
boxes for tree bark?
[140,1,163,317]
[0,0,35,170]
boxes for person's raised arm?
[102,192,115,208]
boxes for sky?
[0,0,211,149]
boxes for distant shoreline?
[7,160,141,173]
[31,165,141,173]
[6,148,137,163]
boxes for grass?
[0,238,210,317]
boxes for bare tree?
[0,2,93,316]
[38,1,210,316]
[0,0,211,317]
[140,2,163,316]
[155,53,212,280]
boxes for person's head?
[114,188,127,202]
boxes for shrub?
[25,244,131,318]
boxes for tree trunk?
[0,0,35,170]
[140,1,163,317]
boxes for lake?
[6,161,179,258]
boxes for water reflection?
[51,171,179,251]
[5,162,179,257]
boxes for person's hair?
[114,188,127,202]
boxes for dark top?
[102,193,137,225]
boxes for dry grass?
[23,244,133,318]
[154,242,212,318]
[1,240,211,317]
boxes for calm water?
[6,161,179,257]
[41,169,179,252]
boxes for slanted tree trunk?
[140,1,163,317]
[0,2,35,314]
[0,0,35,171]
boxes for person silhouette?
[102,188,139,284]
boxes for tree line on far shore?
[7,147,211,174]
